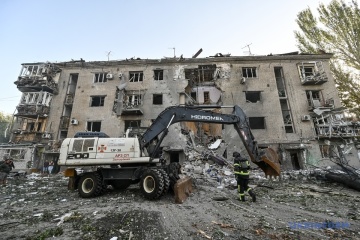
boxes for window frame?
[90,96,106,107]
[248,117,266,129]
[154,70,164,81]
[153,94,163,105]
[87,121,102,132]
[242,67,257,78]
[245,91,261,103]
[94,73,108,83]
[129,71,144,82]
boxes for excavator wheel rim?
[82,177,95,194]
[143,175,156,193]
[78,172,103,198]
[140,169,164,200]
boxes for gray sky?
[0,0,331,115]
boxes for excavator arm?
[140,105,280,176]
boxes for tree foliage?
[0,112,12,143]
[295,0,360,117]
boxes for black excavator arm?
[140,105,280,176]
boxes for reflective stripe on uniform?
[234,171,249,175]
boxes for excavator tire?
[140,169,164,200]
[158,169,170,196]
[78,172,103,198]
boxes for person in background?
[43,160,49,174]
[0,157,15,186]
[233,151,256,202]
[48,160,54,174]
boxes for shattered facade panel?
[5,53,360,172]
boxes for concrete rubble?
[1,143,360,239]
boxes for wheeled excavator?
[58,105,280,202]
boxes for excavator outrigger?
[58,105,280,203]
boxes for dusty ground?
[0,170,359,240]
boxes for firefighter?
[233,151,256,202]
[0,157,14,186]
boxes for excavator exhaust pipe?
[173,176,193,204]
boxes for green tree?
[0,112,12,143]
[295,0,360,117]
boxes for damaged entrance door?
[289,150,301,170]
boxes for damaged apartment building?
[1,51,360,172]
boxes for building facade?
[2,52,360,171]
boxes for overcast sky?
[0,0,331,115]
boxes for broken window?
[124,120,141,132]
[248,117,265,129]
[298,62,328,84]
[94,73,107,83]
[87,121,101,132]
[274,67,287,97]
[198,65,216,82]
[245,91,261,103]
[60,131,68,139]
[203,91,210,104]
[154,70,164,80]
[20,65,43,77]
[129,71,144,82]
[185,65,216,84]
[124,94,142,108]
[303,66,314,77]
[21,119,43,132]
[153,94,163,105]
[191,92,197,102]
[20,92,52,106]
[90,96,105,107]
[242,67,257,78]
[306,90,323,107]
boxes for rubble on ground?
[0,146,360,239]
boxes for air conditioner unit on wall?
[301,115,311,121]
[106,73,113,79]
[70,119,79,125]
[42,133,51,139]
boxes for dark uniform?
[233,151,256,202]
[0,157,14,186]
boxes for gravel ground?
[0,171,359,240]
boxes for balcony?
[299,62,328,85]
[14,63,60,94]
[16,105,50,118]
[12,131,42,143]
[307,98,334,112]
[313,112,360,138]
[301,72,328,85]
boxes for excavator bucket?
[255,148,281,177]
[174,176,193,204]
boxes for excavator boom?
[140,105,280,176]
